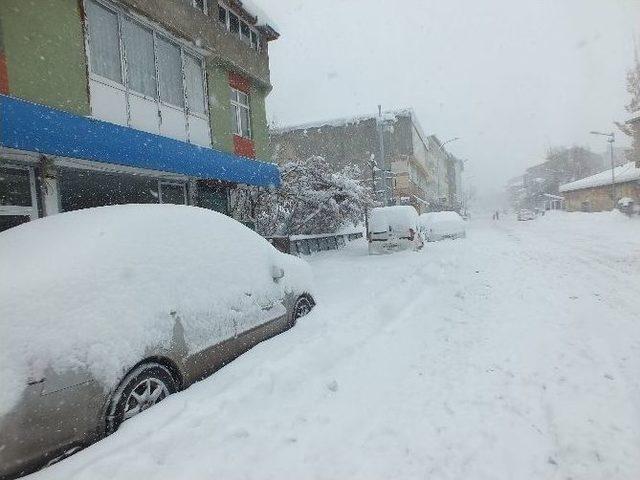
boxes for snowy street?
[29,212,640,480]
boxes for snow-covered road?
[29,212,640,480]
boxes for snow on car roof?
[369,206,419,232]
[559,161,640,192]
[0,205,311,416]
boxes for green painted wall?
[250,85,271,161]
[206,62,234,154]
[0,0,90,115]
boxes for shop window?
[197,184,228,214]
[0,167,33,207]
[159,182,187,205]
[0,165,38,233]
[59,168,160,212]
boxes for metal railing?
[266,231,364,256]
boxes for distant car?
[517,209,536,221]
[419,211,466,241]
[367,205,424,254]
[0,205,315,479]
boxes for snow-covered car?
[517,209,536,221]
[419,211,466,242]
[367,205,424,254]
[0,205,315,479]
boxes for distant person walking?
[493,210,500,220]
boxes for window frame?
[230,87,252,139]
[158,181,188,205]
[216,2,261,51]
[83,0,210,137]
[192,0,208,15]
[0,164,39,220]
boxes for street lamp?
[589,130,616,207]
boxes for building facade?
[271,110,462,214]
[560,161,640,212]
[0,0,280,233]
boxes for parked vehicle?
[517,209,536,221]
[367,206,424,254]
[0,205,315,479]
[419,211,466,241]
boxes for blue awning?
[0,94,280,188]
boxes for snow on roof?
[559,161,640,193]
[272,109,415,135]
[240,0,279,32]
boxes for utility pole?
[590,131,616,208]
[377,105,387,206]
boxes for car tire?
[107,363,178,434]
[290,295,314,327]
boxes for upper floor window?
[230,88,251,138]
[193,0,207,14]
[86,0,206,112]
[86,1,121,83]
[85,0,210,146]
[217,3,261,51]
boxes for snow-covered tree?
[616,46,640,165]
[230,156,372,237]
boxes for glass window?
[86,1,122,83]
[59,169,159,212]
[230,87,251,138]
[250,30,259,50]
[229,12,240,34]
[156,36,185,107]
[239,106,250,137]
[0,167,32,207]
[0,215,30,233]
[241,22,251,42]
[185,54,206,114]
[160,183,187,205]
[193,0,206,12]
[122,20,157,98]
[218,5,227,24]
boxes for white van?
[367,206,424,254]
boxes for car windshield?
[1,1,640,479]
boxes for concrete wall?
[207,62,234,153]
[0,0,90,114]
[271,118,381,181]
[250,84,270,160]
[564,182,640,212]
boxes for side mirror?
[272,266,285,281]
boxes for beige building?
[560,161,640,212]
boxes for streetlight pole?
[590,131,616,208]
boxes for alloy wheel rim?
[123,378,170,421]
[295,299,311,319]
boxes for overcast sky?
[253,0,639,198]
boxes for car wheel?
[107,363,177,433]
[291,295,314,326]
